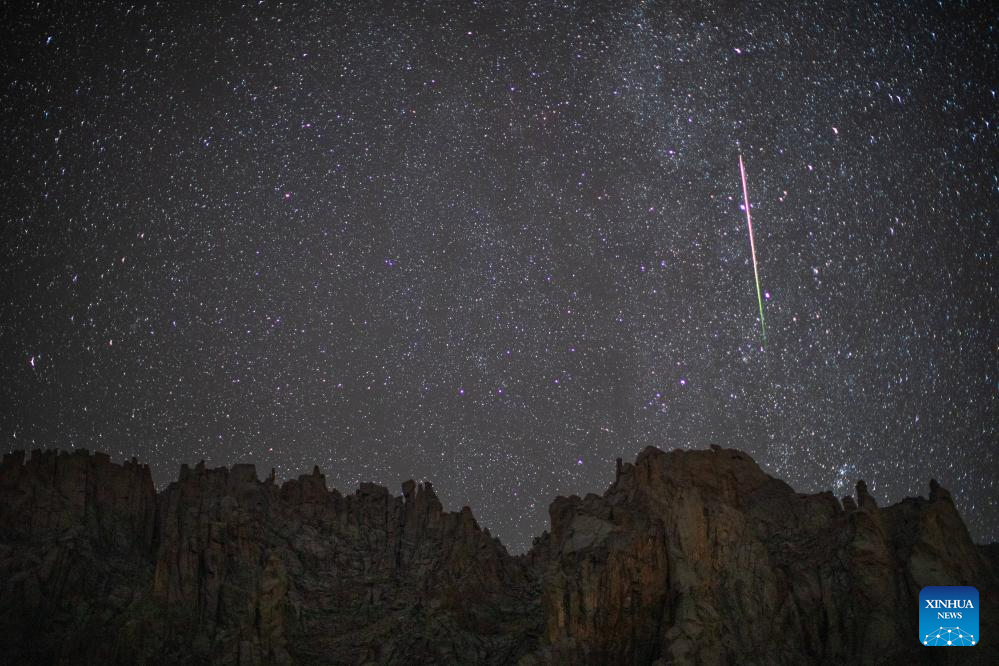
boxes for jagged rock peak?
[535,445,996,665]
[930,477,953,502]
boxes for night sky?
[2,1,997,553]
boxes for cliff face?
[0,450,542,665]
[529,446,998,665]
[0,446,995,665]
[0,449,156,664]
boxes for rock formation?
[0,449,541,665]
[528,447,998,665]
[0,445,995,665]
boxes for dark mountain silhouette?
[1,446,995,664]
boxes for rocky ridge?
[0,445,995,665]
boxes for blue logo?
[920,586,978,646]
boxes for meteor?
[738,154,767,342]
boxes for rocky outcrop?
[0,445,995,665]
[0,450,541,665]
[528,446,998,665]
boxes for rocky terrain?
[0,445,995,665]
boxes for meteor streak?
[738,154,767,342]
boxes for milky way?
[2,1,997,552]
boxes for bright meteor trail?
[738,154,767,342]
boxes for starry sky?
[2,1,997,553]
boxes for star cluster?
[2,1,996,552]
